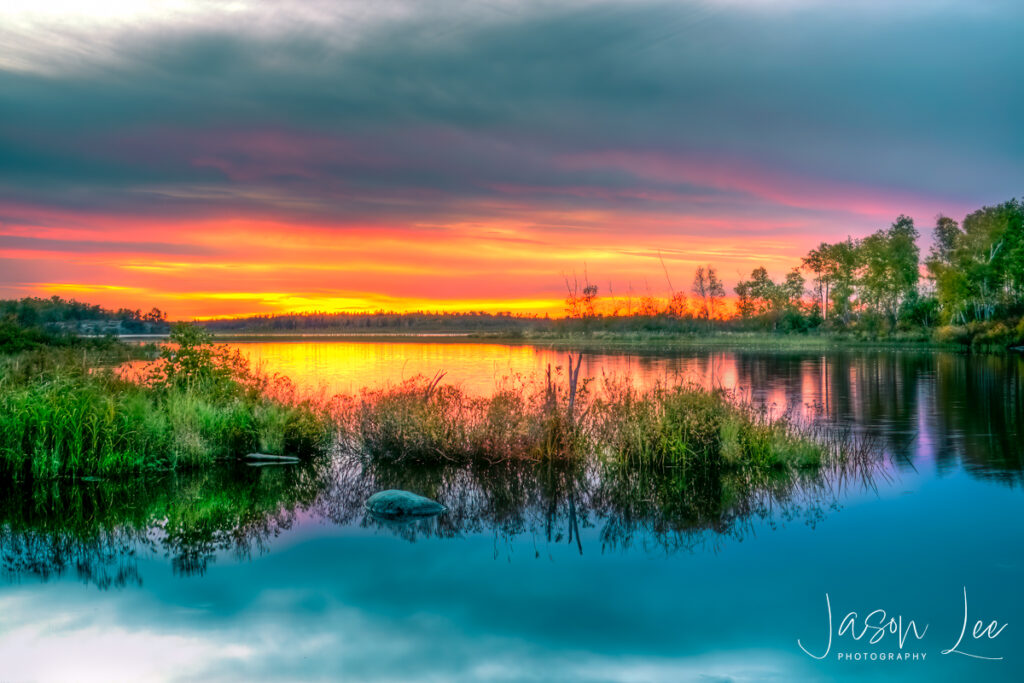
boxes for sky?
[1,0,1022,318]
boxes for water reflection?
[0,464,323,586]
[6,346,1023,681]
[227,343,1024,481]
[1,443,879,589]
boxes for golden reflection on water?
[225,341,792,402]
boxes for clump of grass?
[0,324,336,481]
[592,383,726,475]
[347,367,586,465]
[346,363,835,480]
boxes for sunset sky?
[2,1,1022,318]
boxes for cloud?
[1,1,1021,313]
[0,234,213,255]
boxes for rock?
[365,490,446,518]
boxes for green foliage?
[0,338,336,480]
[349,374,828,480]
[0,295,168,335]
[734,267,806,327]
[929,200,1024,324]
[0,463,327,583]
[0,316,123,354]
[859,215,920,326]
[351,375,581,465]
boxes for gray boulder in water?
[365,490,446,518]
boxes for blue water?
[1,348,1022,682]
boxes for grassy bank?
[507,329,947,351]
[198,329,963,352]
[0,318,866,503]
[0,326,336,481]
[198,319,1024,353]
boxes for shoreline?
[118,331,970,353]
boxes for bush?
[934,325,971,346]
[971,322,1014,350]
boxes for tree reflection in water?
[4,349,1020,589]
[0,443,882,589]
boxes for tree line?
[201,310,543,333]
[0,296,168,331]
[562,198,1024,347]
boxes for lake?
[2,342,1023,681]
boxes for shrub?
[934,325,971,346]
[971,321,1013,350]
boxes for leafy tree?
[734,280,754,319]
[932,200,1024,322]
[781,269,805,311]
[735,267,805,329]
[929,215,961,266]
[824,239,861,326]
[859,215,920,327]
[802,244,831,319]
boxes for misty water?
[2,343,1023,681]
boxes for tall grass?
[344,360,846,480]
[347,371,584,465]
[0,328,336,481]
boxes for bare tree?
[707,266,726,318]
[692,265,724,319]
[563,273,581,318]
[692,267,710,319]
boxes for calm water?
[3,342,1024,682]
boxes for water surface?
[2,342,1023,681]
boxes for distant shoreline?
[116,330,968,352]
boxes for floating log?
[245,453,300,463]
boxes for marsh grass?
[0,328,336,481]
[345,361,856,490]
[346,368,586,465]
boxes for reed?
[346,360,845,479]
[0,328,336,481]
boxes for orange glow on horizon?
[2,199,816,318]
[0,149,960,320]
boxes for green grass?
[345,370,850,482]
[0,320,867,520]
[0,343,336,481]
[346,373,583,465]
[507,329,950,351]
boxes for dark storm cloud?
[1,0,1022,227]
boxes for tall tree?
[823,239,861,326]
[781,268,805,311]
[692,267,710,319]
[802,244,832,319]
[933,200,1024,322]
[707,266,726,319]
[859,215,920,326]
